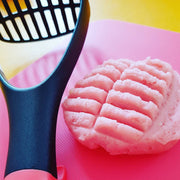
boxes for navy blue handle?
[0,0,90,178]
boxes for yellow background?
[0,0,180,79]
[90,0,180,32]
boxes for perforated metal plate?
[0,0,80,42]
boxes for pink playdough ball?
[62,58,180,155]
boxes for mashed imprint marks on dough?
[64,111,96,128]
[68,86,107,104]
[75,74,114,92]
[102,59,131,73]
[100,103,152,131]
[63,98,102,115]
[113,79,163,107]
[106,90,158,119]
[121,68,167,95]
[132,62,173,86]
[146,58,173,73]
[94,117,144,143]
[62,58,176,145]
[88,64,121,82]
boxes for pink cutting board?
[1,20,180,180]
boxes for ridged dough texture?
[62,58,180,154]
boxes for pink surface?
[0,20,180,180]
